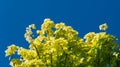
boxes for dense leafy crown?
[5,19,120,67]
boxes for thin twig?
[33,44,40,59]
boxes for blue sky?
[0,0,120,67]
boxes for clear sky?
[0,0,120,67]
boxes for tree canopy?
[5,19,120,67]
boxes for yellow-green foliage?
[5,19,120,67]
